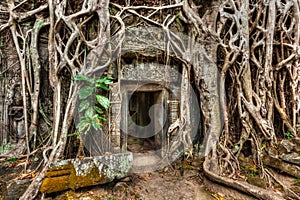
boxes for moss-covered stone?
[44,164,72,177]
[247,176,267,189]
[69,164,106,190]
[40,153,133,194]
[41,175,70,193]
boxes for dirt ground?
[45,172,212,200]
[0,155,259,200]
[44,164,256,200]
[0,154,258,200]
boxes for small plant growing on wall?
[284,131,293,139]
[70,75,113,138]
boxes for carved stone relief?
[109,83,121,151]
[121,63,179,82]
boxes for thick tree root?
[203,157,285,200]
[19,161,51,200]
[19,144,60,200]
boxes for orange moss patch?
[40,175,70,193]
[40,162,107,194]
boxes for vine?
[0,0,298,199]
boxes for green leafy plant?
[6,157,19,162]
[109,5,116,15]
[71,75,113,138]
[261,143,266,150]
[252,168,258,176]
[242,165,249,171]
[0,139,15,154]
[284,131,293,139]
[175,12,183,27]
[293,179,300,185]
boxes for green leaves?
[78,100,90,112]
[78,86,94,100]
[85,107,95,119]
[96,95,110,110]
[74,75,95,84]
[285,131,293,139]
[96,83,109,91]
[71,75,113,138]
[94,106,103,114]
[77,119,91,133]
[96,77,113,91]
[97,77,114,84]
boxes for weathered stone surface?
[279,140,295,153]
[292,137,300,152]
[280,152,300,166]
[263,154,300,178]
[131,152,166,173]
[113,182,129,193]
[0,180,7,198]
[2,179,31,200]
[40,153,133,194]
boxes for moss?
[44,169,71,178]
[40,153,132,194]
[36,19,45,30]
[44,163,73,178]
[69,164,106,190]
[180,164,200,170]
[40,162,106,193]
[247,177,267,189]
[40,176,70,193]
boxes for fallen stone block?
[40,152,133,194]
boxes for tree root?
[0,147,40,159]
[265,168,300,200]
[203,157,285,200]
[19,143,59,200]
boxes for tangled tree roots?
[204,156,295,200]
[0,0,299,199]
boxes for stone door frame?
[120,82,168,156]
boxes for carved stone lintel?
[121,63,178,82]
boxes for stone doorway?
[121,84,167,155]
[127,91,160,153]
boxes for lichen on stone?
[93,153,133,181]
[50,159,72,167]
[71,158,95,177]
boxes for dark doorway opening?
[127,91,162,153]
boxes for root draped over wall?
[0,0,299,199]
